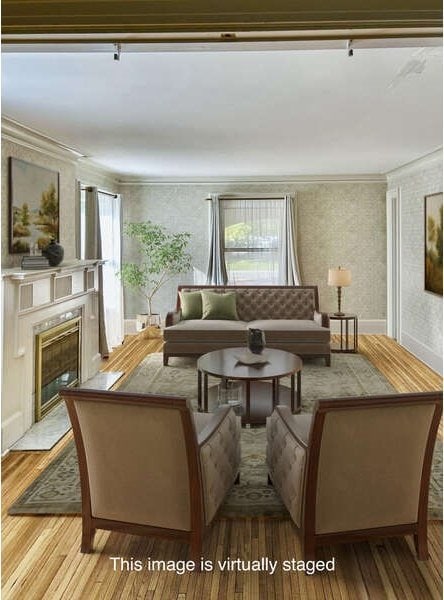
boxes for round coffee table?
[197,348,302,425]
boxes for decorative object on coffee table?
[247,328,266,354]
[329,313,358,353]
[197,347,302,425]
[328,266,351,316]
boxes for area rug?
[8,354,442,519]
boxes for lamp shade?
[328,267,351,287]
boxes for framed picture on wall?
[424,192,443,296]
[9,157,60,254]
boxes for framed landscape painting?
[9,157,60,254]
[424,192,443,296]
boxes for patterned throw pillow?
[179,290,203,320]
[201,291,239,320]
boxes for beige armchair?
[266,392,442,560]
[62,388,241,562]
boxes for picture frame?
[424,192,443,296]
[9,157,60,254]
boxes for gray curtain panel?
[279,195,302,285]
[206,194,228,285]
[83,186,109,356]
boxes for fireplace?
[35,317,81,421]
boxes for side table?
[329,313,358,353]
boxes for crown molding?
[386,148,443,179]
[2,117,120,183]
[118,173,387,186]
[1,116,85,164]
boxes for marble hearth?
[1,260,102,452]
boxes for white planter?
[136,313,162,337]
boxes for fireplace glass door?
[35,317,81,421]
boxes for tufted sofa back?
[177,285,319,321]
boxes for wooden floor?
[2,335,442,600]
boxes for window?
[207,194,300,286]
[220,197,285,284]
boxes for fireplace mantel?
[1,260,103,452]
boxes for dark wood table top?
[197,347,302,381]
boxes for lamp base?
[334,311,345,316]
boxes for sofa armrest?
[314,310,330,328]
[165,310,181,327]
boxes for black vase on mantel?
[42,239,64,266]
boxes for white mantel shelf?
[1,259,104,280]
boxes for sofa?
[164,285,330,366]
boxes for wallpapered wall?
[121,181,388,320]
[1,138,388,324]
[387,156,443,371]
[1,139,78,268]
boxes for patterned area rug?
[8,353,442,519]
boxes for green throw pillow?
[201,291,239,320]
[179,290,203,320]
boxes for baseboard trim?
[1,411,24,454]
[400,331,443,375]
[330,319,386,334]
[124,319,139,335]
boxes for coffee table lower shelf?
[206,381,300,426]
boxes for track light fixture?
[347,40,353,57]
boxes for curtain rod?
[205,195,288,201]
[81,185,118,198]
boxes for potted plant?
[120,221,192,336]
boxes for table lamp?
[328,266,351,316]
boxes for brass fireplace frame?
[34,316,82,422]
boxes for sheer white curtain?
[83,187,124,354]
[97,191,124,351]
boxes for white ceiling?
[2,47,442,178]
